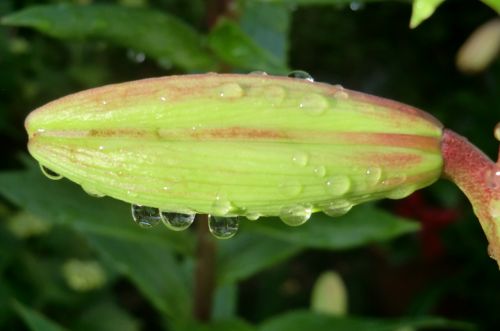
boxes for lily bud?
[25,73,443,222]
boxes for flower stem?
[441,129,500,267]
[193,214,216,321]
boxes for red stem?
[441,129,500,267]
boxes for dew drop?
[249,71,268,75]
[279,204,312,226]
[486,168,500,188]
[40,164,63,180]
[265,85,286,105]
[246,213,260,221]
[131,205,161,228]
[299,93,328,115]
[81,184,105,198]
[365,166,382,186]
[160,96,167,102]
[292,151,308,167]
[323,200,353,217]
[219,83,244,98]
[209,216,239,239]
[386,185,415,199]
[333,90,349,99]
[212,195,232,215]
[313,165,326,177]
[325,175,351,197]
[279,180,302,197]
[288,70,314,82]
[161,212,195,231]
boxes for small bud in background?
[7,211,51,238]
[62,259,107,292]
[456,18,500,74]
[311,271,348,316]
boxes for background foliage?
[0,0,499,330]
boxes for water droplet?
[490,200,500,220]
[279,180,302,197]
[81,184,105,198]
[288,70,314,82]
[325,175,351,197]
[131,205,161,228]
[246,213,260,221]
[292,151,308,166]
[101,100,108,105]
[98,145,105,151]
[160,96,167,102]
[323,200,353,217]
[265,85,286,105]
[212,195,233,215]
[365,166,382,186]
[486,168,500,188]
[313,165,326,177]
[299,93,328,115]
[127,49,146,63]
[219,83,244,98]
[40,164,62,180]
[494,122,500,141]
[161,212,195,231]
[333,90,349,99]
[280,204,312,226]
[386,185,415,199]
[249,71,268,75]
[209,216,239,239]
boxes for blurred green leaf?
[177,319,256,331]
[252,0,378,5]
[481,0,500,13]
[212,284,238,320]
[243,205,419,250]
[13,301,68,331]
[0,162,195,256]
[89,234,192,321]
[410,0,445,28]
[73,301,140,331]
[217,232,303,284]
[208,18,288,73]
[259,311,476,331]
[1,4,216,71]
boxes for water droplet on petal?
[486,168,500,188]
[160,96,167,102]
[288,70,314,82]
[280,204,312,226]
[365,166,382,186]
[292,151,308,166]
[299,93,328,115]
[209,216,239,239]
[250,71,268,75]
[40,164,63,180]
[81,184,105,198]
[279,180,302,197]
[131,205,161,228]
[246,213,260,221]
[323,200,353,217]
[219,83,244,98]
[325,175,351,197]
[386,185,415,199]
[333,90,349,99]
[161,212,195,231]
[489,200,500,220]
[314,165,326,177]
[212,195,233,215]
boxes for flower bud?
[25,73,443,220]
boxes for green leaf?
[481,0,500,13]
[13,301,68,331]
[0,164,195,256]
[177,319,256,331]
[1,4,216,71]
[252,0,379,5]
[212,284,238,320]
[73,301,141,331]
[243,204,420,250]
[208,18,288,73]
[88,234,192,321]
[410,0,445,29]
[217,232,303,284]
[259,311,476,331]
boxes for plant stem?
[441,129,500,267]
[193,214,216,321]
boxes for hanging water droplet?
[280,204,312,226]
[325,175,351,197]
[209,216,239,239]
[365,166,382,186]
[81,184,105,198]
[131,205,161,228]
[288,70,314,82]
[313,165,326,177]
[212,195,232,215]
[40,164,62,180]
[250,71,268,75]
[292,151,308,166]
[246,213,260,221]
[279,180,302,197]
[299,93,328,115]
[218,83,244,98]
[161,212,195,231]
[323,200,353,217]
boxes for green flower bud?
[25,73,443,221]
